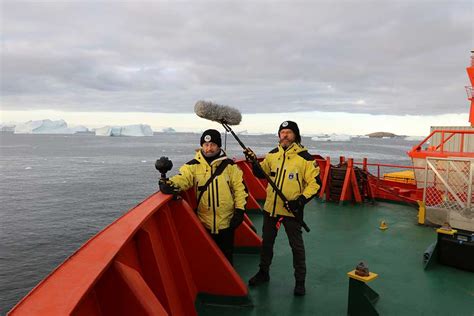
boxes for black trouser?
[259,211,306,282]
[208,227,235,265]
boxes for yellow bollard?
[417,201,425,225]
[347,264,380,315]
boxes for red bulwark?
[235,216,262,248]
[238,160,267,200]
[179,186,262,248]
[339,159,363,203]
[9,193,250,315]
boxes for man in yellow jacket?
[160,129,248,264]
[245,121,320,296]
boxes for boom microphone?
[194,100,242,125]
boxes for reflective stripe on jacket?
[170,150,248,233]
[259,143,320,217]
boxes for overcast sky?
[1,0,473,134]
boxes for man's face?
[279,129,296,147]
[202,142,220,156]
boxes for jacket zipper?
[216,178,220,207]
[296,173,302,193]
[211,181,216,233]
[272,152,287,216]
[280,170,287,193]
[272,168,280,192]
[210,167,216,233]
[272,167,280,216]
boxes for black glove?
[286,196,307,222]
[286,195,306,212]
[159,179,179,195]
[243,148,257,162]
[295,207,304,223]
[229,209,245,229]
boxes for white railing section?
[422,157,474,230]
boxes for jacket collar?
[277,142,308,157]
[196,149,228,166]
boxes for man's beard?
[280,138,293,149]
[202,149,221,158]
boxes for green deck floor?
[199,200,474,316]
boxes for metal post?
[445,160,450,205]
[447,159,452,225]
[467,160,473,209]
[423,158,429,206]
[441,131,445,152]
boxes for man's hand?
[285,196,307,222]
[285,196,306,213]
[294,207,304,222]
[243,147,257,161]
[229,209,245,229]
[159,179,179,195]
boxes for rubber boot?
[248,269,270,286]
[294,280,306,296]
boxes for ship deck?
[199,200,474,315]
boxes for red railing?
[315,158,421,179]
[354,162,422,179]
[313,156,423,204]
[409,129,474,155]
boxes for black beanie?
[200,129,222,147]
[278,121,301,143]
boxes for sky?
[1,0,473,135]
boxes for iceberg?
[162,127,176,133]
[69,125,90,133]
[0,123,16,132]
[13,119,89,134]
[95,124,153,137]
[311,133,352,142]
[404,136,425,141]
[235,130,271,136]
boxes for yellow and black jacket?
[170,150,248,233]
[257,143,320,217]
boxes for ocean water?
[0,133,417,313]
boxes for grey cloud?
[1,1,472,115]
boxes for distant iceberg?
[311,133,352,142]
[95,124,153,137]
[162,127,176,133]
[0,123,16,132]
[13,119,89,134]
[404,136,425,141]
[236,130,270,136]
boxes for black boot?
[248,269,270,286]
[294,280,305,296]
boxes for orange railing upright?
[408,129,474,158]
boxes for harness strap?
[195,159,231,212]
